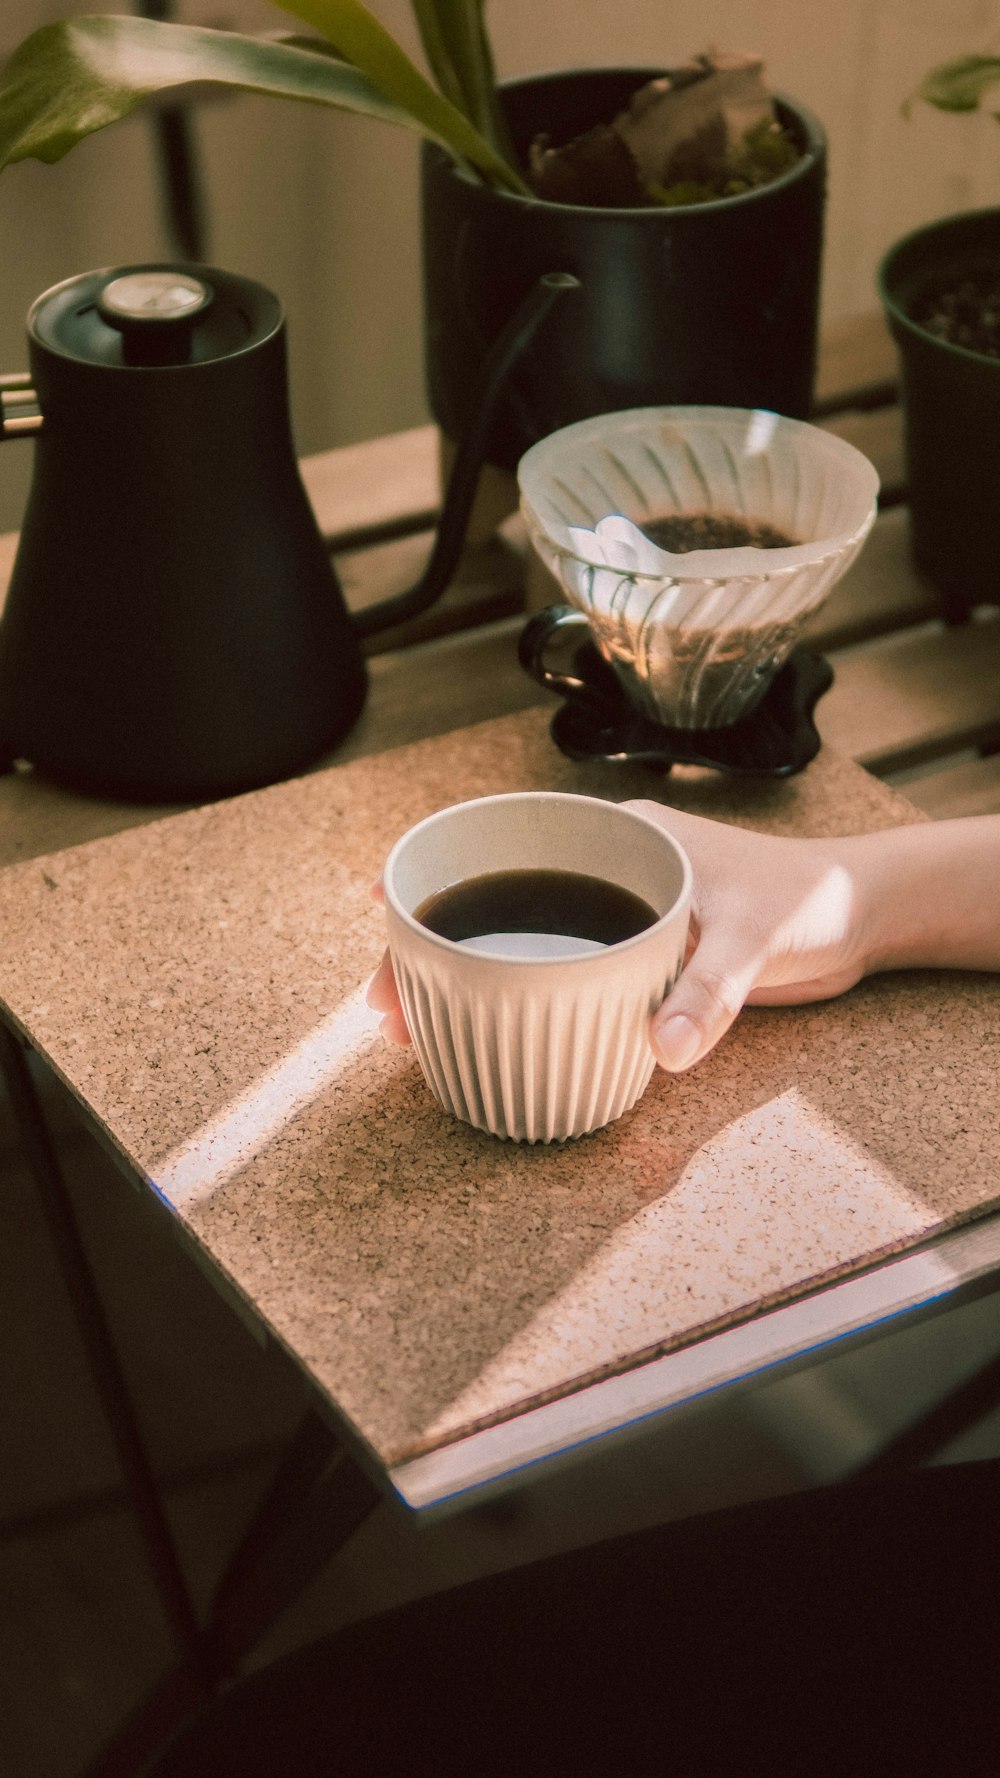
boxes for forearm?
[849,816,1000,976]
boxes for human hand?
[367,804,999,1070]
[366,878,413,1048]
[625,800,872,1071]
[365,804,870,1069]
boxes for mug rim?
[382,791,692,967]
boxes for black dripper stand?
[518,606,833,777]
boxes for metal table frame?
[5,1012,1000,1776]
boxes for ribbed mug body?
[383,793,691,1142]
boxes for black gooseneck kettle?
[0,262,575,802]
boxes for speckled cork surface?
[1,707,998,1469]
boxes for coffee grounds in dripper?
[641,511,797,551]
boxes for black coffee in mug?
[414,868,658,955]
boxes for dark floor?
[3,1050,1000,1778]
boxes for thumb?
[650,934,759,1072]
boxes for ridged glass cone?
[518,406,879,729]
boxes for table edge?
[391,1211,1000,1511]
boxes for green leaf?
[412,0,512,158]
[262,0,525,183]
[0,13,528,192]
[914,54,1000,115]
[410,0,467,115]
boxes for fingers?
[623,801,753,1070]
[650,937,760,1072]
[378,1005,413,1046]
[365,949,412,1046]
[366,949,397,1011]
[367,884,413,1045]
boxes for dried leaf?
[614,51,773,189]
[525,50,799,211]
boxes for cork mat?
[1,708,997,1467]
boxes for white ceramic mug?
[382,792,691,1142]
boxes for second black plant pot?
[879,208,1000,621]
[422,67,827,474]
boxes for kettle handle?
[0,374,43,440]
[353,272,580,640]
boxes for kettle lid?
[29,263,282,369]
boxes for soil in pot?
[525,52,803,209]
[914,271,1000,358]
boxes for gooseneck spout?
[353,272,580,639]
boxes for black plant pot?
[879,208,1000,621]
[422,67,827,474]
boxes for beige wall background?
[1,0,999,531]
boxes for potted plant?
[0,3,826,482]
[878,56,1000,621]
[423,62,825,476]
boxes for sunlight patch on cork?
[155,987,381,1209]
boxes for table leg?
[83,1403,380,1778]
[853,1346,1000,1476]
[207,1403,381,1667]
[1,1022,384,1774]
[0,1021,207,1679]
